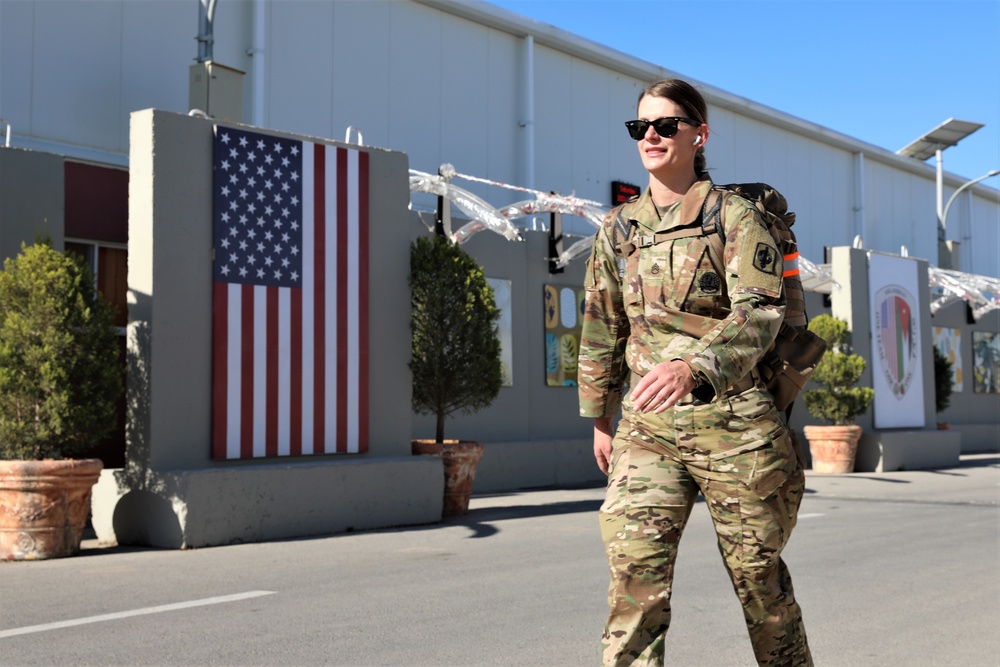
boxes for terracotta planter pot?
[412,440,484,517]
[803,425,862,474]
[0,459,104,560]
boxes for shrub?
[802,314,874,426]
[0,242,122,459]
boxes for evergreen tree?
[409,235,502,443]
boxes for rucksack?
[613,182,827,412]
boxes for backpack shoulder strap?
[612,209,631,256]
[614,185,728,261]
[700,187,727,275]
[613,213,708,257]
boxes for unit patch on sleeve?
[753,242,777,275]
[737,223,783,297]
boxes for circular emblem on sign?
[873,284,918,398]
[698,271,721,294]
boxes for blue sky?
[487,0,999,190]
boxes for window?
[65,241,128,329]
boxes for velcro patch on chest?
[695,269,722,295]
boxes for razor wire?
[409,166,998,319]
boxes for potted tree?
[409,234,502,516]
[933,344,955,430]
[0,241,122,559]
[801,314,875,474]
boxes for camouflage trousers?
[599,386,812,667]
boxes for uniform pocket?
[705,420,785,462]
[745,432,800,501]
[679,393,786,462]
[637,248,670,307]
[707,406,798,501]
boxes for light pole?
[941,169,1000,234]
[898,118,986,269]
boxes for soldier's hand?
[632,360,697,413]
[594,417,613,474]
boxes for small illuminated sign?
[611,181,640,206]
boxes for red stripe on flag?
[358,151,370,453]
[212,282,229,459]
[313,143,326,452]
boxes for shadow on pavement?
[468,499,602,521]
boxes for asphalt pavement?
[1,453,998,667]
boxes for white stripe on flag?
[278,289,291,457]
[347,151,360,453]
[226,284,241,460]
[301,142,315,455]
[325,146,338,454]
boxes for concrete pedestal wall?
[857,430,963,473]
[92,110,443,548]
[93,458,443,547]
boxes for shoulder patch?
[752,242,778,275]
[737,222,782,297]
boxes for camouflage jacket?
[578,177,786,418]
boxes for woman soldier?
[578,78,813,666]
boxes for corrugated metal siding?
[3,0,997,275]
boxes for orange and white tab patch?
[783,251,800,278]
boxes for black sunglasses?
[625,116,701,141]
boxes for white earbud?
[692,136,702,146]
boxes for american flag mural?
[211,126,369,460]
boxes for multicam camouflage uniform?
[579,177,812,667]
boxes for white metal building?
[2,0,998,278]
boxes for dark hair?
[638,79,709,176]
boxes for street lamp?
[898,118,985,269]
[941,169,1000,233]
